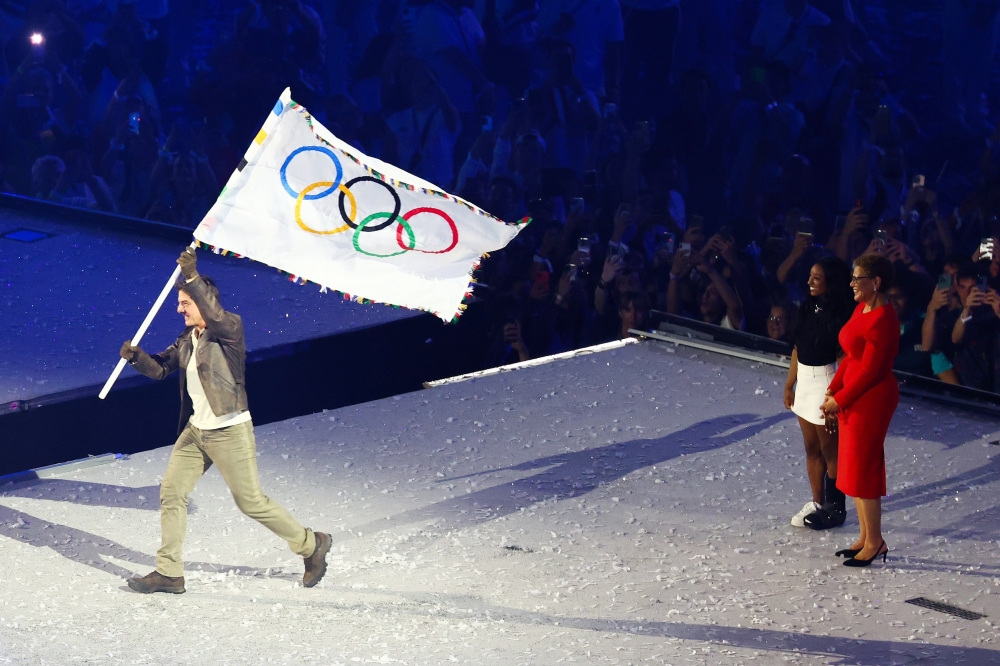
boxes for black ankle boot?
[804,474,846,530]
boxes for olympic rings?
[281,146,343,200]
[353,212,415,258]
[279,144,460,257]
[398,207,458,254]
[338,176,400,232]
[295,180,354,235]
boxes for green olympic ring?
[353,212,416,258]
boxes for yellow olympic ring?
[295,180,356,235]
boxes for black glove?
[177,247,198,280]
[120,340,140,362]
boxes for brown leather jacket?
[130,275,248,433]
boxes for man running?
[120,247,330,593]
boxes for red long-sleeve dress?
[828,302,900,499]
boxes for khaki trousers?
[156,420,316,578]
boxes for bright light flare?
[29,33,44,45]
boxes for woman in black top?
[782,257,855,530]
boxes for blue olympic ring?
[280,146,343,201]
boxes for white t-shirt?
[385,106,461,189]
[413,0,486,114]
[187,330,251,431]
[536,0,624,95]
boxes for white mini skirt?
[791,361,837,426]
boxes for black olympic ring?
[338,176,401,233]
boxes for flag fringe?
[195,240,491,322]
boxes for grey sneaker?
[303,532,330,588]
[127,570,185,594]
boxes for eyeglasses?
[768,316,785,322]
[849,275,872,284]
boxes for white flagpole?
[98,242,196,400]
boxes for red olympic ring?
[397,207,459,254]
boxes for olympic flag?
[193,88,528,321]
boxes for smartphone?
[976,275,990,292]
[768,224,786,241]
[937,273,953,290]
[980,238,995,261]
[29,32,44,57]
[562,263,578,282]
[658,232,676,255]
[797,218,814,237]
[480,116,493,132]
[834,215,847,232]
[603,103,617,119]
[690,215,704,230]
[577,236,591,255]
[570,197,585,214]
[718,225,733,240]
[913,174,925,188]
[128,112,141,135]
[609,243,629,261]
[876,229,889,243]
[618,203,631,218]
[678,242,692,255]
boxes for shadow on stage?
[337,412,793,543]
[0,479,288,579]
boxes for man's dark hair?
[618,290,650,313]
[176,275,221,303]
[944,253,967,269]
[956,262,981,283]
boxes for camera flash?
[30,33,44,45]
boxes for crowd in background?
[2,0,1000,393]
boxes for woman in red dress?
[820,254,899,567]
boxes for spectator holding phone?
[783,256,854,530]
[99,94,159,217]
[921,258,964,367]
[950,265,1000,391]
[775,218,821,301]
[596,251,642,340]
[828,204,870,263]
[485,295,531,366]
[889,273,960,384]
[667,247,744,329]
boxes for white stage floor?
[0,209,413,403]
[1,340,998,664]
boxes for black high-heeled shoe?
[843,541,888,567]
[835,547,861,558]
